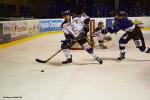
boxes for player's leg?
[133,26,150,53]
[118,32,132,60]
[78,38,103,64]
[61,41,73,64]
[134,38,150,53]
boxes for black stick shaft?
[36,37,87,63]
[45,49,63,62]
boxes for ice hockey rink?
[0,30,150,100]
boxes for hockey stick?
[36,49,63,63]
[36,37,87,63]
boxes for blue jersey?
[108,18,135,33]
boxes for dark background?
[0,0,149,20]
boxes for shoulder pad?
[61,20,69,27]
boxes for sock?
[90,52,98,58]
[119,43,126,53]
[63,49,72,59]
[145,48,150,53]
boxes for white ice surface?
[0,31,150,100]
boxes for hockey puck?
[41,70,44,72]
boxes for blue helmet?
[117,11,127,17]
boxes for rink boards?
[0,17,150,44]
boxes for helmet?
[117,11,127,17]
[63,10,71,16]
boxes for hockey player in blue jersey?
[102,11,150,60]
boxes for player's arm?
[83,18,90,33]
[106,26,120,33]
[62,23,75,46]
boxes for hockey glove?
[101,28,109,35]
[84,25,89,33]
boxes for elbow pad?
[84,25,89,33]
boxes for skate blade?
[116,59,125,62]
[62,63,73,65]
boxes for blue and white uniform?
[107,18,150,56]
[107,18,135,33]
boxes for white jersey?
[80,15,89,24]
[63,17,84,38]
[62,22,74,35]
[95,27,106,41]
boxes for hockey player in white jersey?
[61,10,103,64]
[95,21,108,49]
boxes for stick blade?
[35,58,47,63]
